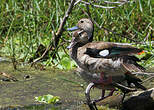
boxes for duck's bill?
[67,26,79,31]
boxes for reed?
[0,0,153,69]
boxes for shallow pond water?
[0,62,153,110]
[0,62,88,110]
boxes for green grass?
[0,0,153,69]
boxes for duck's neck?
[70,31,94,60]
[69,43,85,60]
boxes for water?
[0,62,88,110]
[0,62,153,110]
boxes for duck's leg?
[95,72,112,85]
[85,72,114,110]
[95,88,115,103]
[85,82,98,110]
[93,72,115,102]
[121,92,126,103]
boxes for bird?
[67,18,146,110]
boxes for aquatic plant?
[35,94,60,104]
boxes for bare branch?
[142,76,154,84]
[79,0,129,9]
[81,1,116,9]
[104,0,129,4]
[132,72,154,76]
[55,0,76,40]
[31,0,76,64]
[85,0,92,18]
[78,5,154,45]
[78,6,139,42]
[132,72,154,84]
[74,0,83,6]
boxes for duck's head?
[67,18,94,49]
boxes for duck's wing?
[84,42,143,58]
[83,42,145,72]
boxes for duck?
[67,18,146,110]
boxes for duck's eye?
[80,20,84,23]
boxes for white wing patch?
[99,49,109,57]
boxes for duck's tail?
[125,73,147,90]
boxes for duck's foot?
[85,82,115,110]
[88,101,98,110]
[85,82,98,110]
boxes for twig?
[31,0,76,64]
[74,0,83,6]
[55,0,76,46]
[104,0,129,4]
[78,6,139,42]
[85,0,91,18]
[0,72,18,82]
[80,0,129,9]
[79,5,154,44]
[76,0,138,42]
[32,43,53,64]
[132,72,154,76]
[144,31,150,42]
[31,31,55,66]
[81,1,116,9]
[62,44,70,57]
[141,76,154,84]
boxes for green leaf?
[35,94,60,104]
[61,57,71,70]
[139,0,143,12]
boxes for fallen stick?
[132,72,154,76]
